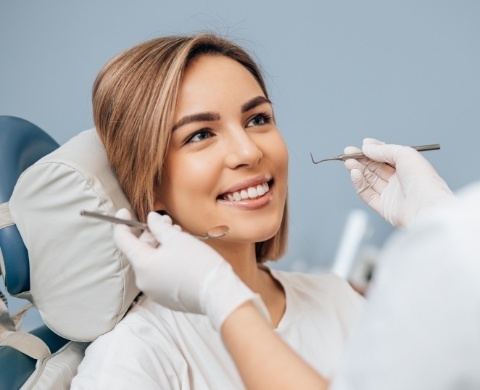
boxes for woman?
[72,33,452,389]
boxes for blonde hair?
[93,33,288,262]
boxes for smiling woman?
[69,33,365,389]
[68,32,462,390]
[156,56,289,263]
[92,35,288,264]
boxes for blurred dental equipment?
[310,143,440,164]
[80,210,229,240]
[331,209,378,294]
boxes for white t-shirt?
[72,269,364,389]
[332,183,480,390]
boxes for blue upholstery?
[0,116,69,389]
[0,116,59,294]
[0,325,68,390]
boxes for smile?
[220,181,270,201]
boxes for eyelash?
[184,112,274,145]
[184,128,214,144]
[246,112,273,127]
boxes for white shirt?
[332,183,480,390]
[72,269,364,389]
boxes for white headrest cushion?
[9,129,139,341]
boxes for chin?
[232,221,281,243]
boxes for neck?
[208,240,261,290]
[207,239,286,327]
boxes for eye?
[246,113,273,128]
[185,129,214,144]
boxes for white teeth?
[248,187,258,198]
[223,182,270,201]
[256,184,266,196]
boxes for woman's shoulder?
[269,267,365,376]
[72,297,190,388]
[81,305,166,358]
[87,295,195,349]
[269,268,365,311]
[270,268,354,292]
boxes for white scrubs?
[332,183,480,390]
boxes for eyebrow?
[171,95,272,132]
[241,96,272,113]
[171,112,220,132]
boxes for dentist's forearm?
[221,302,329,390]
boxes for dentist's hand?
[344,138,454,228]
[113,209,269,330]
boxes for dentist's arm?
[222,301,328,390]
[344,138,454,228]
[114,210,329,390]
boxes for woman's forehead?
[177,56,265,112]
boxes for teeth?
[256,184,266,196]
[223,182,270,201]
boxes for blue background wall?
[1,1,479,298]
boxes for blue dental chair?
[0,115,139,389]
[0,116,68,389]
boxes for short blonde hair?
[93,33,288,262]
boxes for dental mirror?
[202,225,229,240]
[80,210,229,240]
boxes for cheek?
[267,133,289,179]
[269,136,289,217]
[157,156,218,223]
[279,139,289,171]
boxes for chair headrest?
[0,116,59,294]
[9,129,139,341]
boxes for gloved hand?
[344,138,454,228]
[113,209,270,330]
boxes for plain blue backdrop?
[1,1,479,290]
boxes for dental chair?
[0,116,66,389]
[0,116,140,389]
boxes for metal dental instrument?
[80,210,229,240]
[310,143,440,164]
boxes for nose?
[224,128,263,169]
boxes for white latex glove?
[113,209,270,330]
[344,138,454,228]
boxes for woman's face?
[154,55,288,244]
